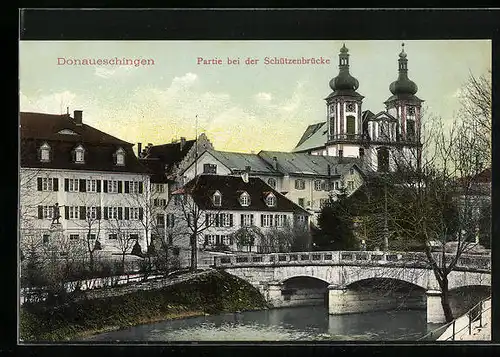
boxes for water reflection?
[83,306,442,342]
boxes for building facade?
[294,43,423,173]
[20,111,152,256]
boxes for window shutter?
[124,181,130,193]
[118,181,123,193]
[251,215,254,226]
[53,178,59,191]
[37,178,42,191]
[80,206,86,220]
[139,207,144,220]
[215,214,220,227]
[204,235,208,245]
[240,214,244,226]
[124,207,129,220]
[65,206,69,219]
[37,206,43,219]
[172,215,175,227]
[79,179,86,192]
[118,207,123,220]
[103,207,108,220]
[139,182,143,193]
[205,214,209,228]
[103,180,108,193]
[230,214,233,227]
[97,206,102,220]
[64,179,69,191]
[261,214,264,227]
[96,180,101,193]
[153,198,158,206]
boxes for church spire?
[389,42,418,96]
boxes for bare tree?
[107,217,138,273]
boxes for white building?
[20,111,152,256]
[293,43,423,173]
[164,174,311,263]
[181,149,365,225]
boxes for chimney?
[272,156,278,171]
[73,110,83,126]
[245,165,251,173]
[137,143,142,158]
[180,137,186,151]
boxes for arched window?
[115,147,125,166]
[267,177,277,189]
[377,147,390,172]
[346,115,355,139]
[212,190,222,207]
[239,192,251,207]
[40,142,51,162]
[265,193,276,207]
[74,145,85,164]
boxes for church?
[293,44,424,173]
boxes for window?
[265,193,276,207]
[129,233,139,242]
[115,148,125,166]
[335,182,339,190]
[42,178,53,191]
[69,234,79,241]
[128,181,140,194]
[350,168,354,175]
[274,215,286,227]
[42,234,50,244]
[74,145,85,163]
[87,234,96,240]
[377,147,390,172]
[221,213,233,227]
[408,106,416,116]
[167,233,173,245]
[205,235,216,245]
[314,180,323,191]
[296,215,306,224]
[87,206,97,219]
[241,214,254,227]
[109,207,119,220]
[107,180,119,193]
[166,213,175,228]
[68,179,79,192]
[154,183,165,193]
[42,205,54,219]
[239,192,250,206]
[298,198,305,207]
[203,163,217,174]
[87,179,97,193]
[213,191,222,207]
[40,142,50,162]
[347,181,354,190]
[407,119,416,141]
[346,115,355,138]
[267,178,277,189]
[130,207,139,220]
[68,206,79,219]
[157,214,165,227]
[261,214,273,227]
[295,179,305,190]
[108,234,117,240]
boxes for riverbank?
[20,269,270,342]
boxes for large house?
[293,43,423,172]
[180,149,365,225]
[164,174,311,263]
[20,111,152,256]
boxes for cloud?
[94,65,141,79]
[20,90,78,114]
[255,92,273,102]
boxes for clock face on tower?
[346,102,355,112]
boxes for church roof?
[293,122,328,153]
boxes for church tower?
[384,43,424,170]
[325,44,365,158]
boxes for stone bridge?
[213,251,491,323]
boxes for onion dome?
[389,43,418,96]
[329,44,360,92]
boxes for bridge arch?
[345,277,427,292]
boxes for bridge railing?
[213,251,490,271]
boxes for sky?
[19,40,491,153]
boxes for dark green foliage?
[20,270,269,342]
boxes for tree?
[260,221,311,253]
[233,226,263,252]
[107,217,138,273]
[477,201,491,249]
[316,185,358,251]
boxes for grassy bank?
[20,270,270,342]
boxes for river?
[83,306,444,341]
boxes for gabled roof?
[258,150,360,177]
[206,150,277,175]
[20,112,149,174]
[176,174,310,214]
[143,139,196,172]
[370,111,398,122]
[293,122,327,153]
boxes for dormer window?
[115,147,125,166]
[239,192,251,207]
[265,193,276,207]
[74,145,85,164]
[212,190,222,207]
[40,142,51,162]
